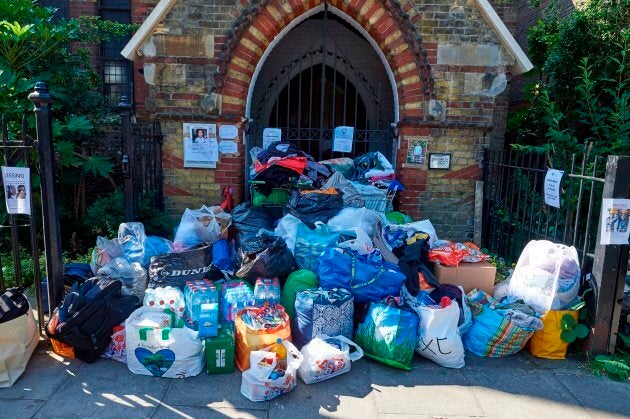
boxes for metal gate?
[248,6,394,162]
[118,97,164,221]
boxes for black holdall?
[46,277,139,363]
[0,287,30,325]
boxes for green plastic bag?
[354,302,419,370]
[280,270,318,319]
[386,211,413,225]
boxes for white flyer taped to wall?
[544,169,563,208]
[262,128,282,149]
[219,140,238,154]
[2,166,31,215]
[219,124,238,139]
[183,123,218,168]
[333,126,354,153]
[600,198,630,245]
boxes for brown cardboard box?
[432,261,496,295]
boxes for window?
[100,1,133,102]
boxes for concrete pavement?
[1,339,628,419]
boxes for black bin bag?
[236,232,297,284]
[287,189,343,229]
[231,202,278,243]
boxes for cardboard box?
[205,325,235,374]
[432,261,496,295]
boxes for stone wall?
[127,0,522,241]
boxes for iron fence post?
[118,96,134,221]
[587,155,630,355]
[29,82,64,315]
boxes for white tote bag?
[0,309,39,388]
[125,307,204,378]
[415,302,465,369]
[241,340,303,402]
[298,335,363,384]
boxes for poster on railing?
[262,128,282,149]
[544,168,563,208]
[600,198,630,245]
[1,166,31,215]
[183,123,218,168]
[333,126,354,153]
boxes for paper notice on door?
[544,169,564,208]
[600,198,630,245]
[2,166,31,215]
[262,128,282,149]
[333,126,354,153]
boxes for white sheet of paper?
[184,138,218,168]
[219,140,238,154]
[219,125,238,139]
[2,166,31,215]
[333,126,354,153]
[544,169,563,208]
[600,198,630,245]
[262,128,282,149]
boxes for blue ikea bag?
[294,222,340,272]
[317,247,405,303]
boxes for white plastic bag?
[327,207,384,236]
[298,335,363,384]
[274,214,302,253]
[173,205,232,252]
[240,339,303,402]
[388,219,439,248]
[125,306,204,378]
[508,240,580,313]
[337,229,375,256]
[415,302,465,369]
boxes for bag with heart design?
[298,335,363,384]
[125,306,205,378]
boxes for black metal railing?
[481,147,605,274]
[0,82,65,326]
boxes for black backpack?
[46,277,139,363]
[0,287,30,324]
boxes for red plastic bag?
[428,243,465,267]
[459,242,489,263]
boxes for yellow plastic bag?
[529,310,578,359]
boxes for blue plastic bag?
[353,302,419,370]
[294,222,340,272]
[317,247,405,303]
[142,236,174,266]
[212,239,234,271]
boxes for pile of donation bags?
[42,141,584,400]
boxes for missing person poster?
[183,123,219,168]
[600,198,630,245]
[544,169,564,208]
[2,166,31,215]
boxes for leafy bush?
[84,188,174,239]
[510,0,629,158]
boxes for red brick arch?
[215,0,434,120]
